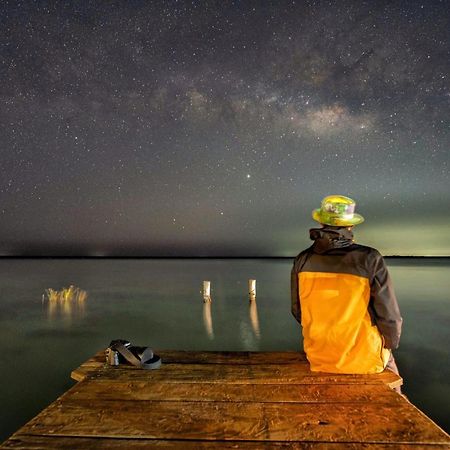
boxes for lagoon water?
[0,257,449,440]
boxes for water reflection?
[240,299,262,349]
[43,285,87,321]
[249,300,260,339]
[202,302,214,339]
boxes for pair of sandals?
[107,339,161,370]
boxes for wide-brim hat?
[312,195,364,226]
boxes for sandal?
[106,339,162,370]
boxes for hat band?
[322,202,355,215]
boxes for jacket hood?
[309,226,354,254]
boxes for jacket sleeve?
[291,258,301,324]
[369,253,402,349]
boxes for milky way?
[1,0,449,256]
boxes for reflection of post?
[248,279,256,301]
[48,297,57,320]
[203,302,214,340]
[203,281,211,302]
[62,297,73,319]
[249,300,260,339]
[77,290,87,316]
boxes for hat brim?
[312,209,364,226]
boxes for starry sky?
[1,0,449,257]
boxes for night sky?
[1,1,449,256]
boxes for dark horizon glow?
[1,1,449,256]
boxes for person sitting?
[291,195,402,375]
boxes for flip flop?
[107,339,162,370]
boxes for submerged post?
[202,302,214,339]
[249,300,260,339]
[203,281,211,302]
[248,279,256,301]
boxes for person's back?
[291,195,402,374]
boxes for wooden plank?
[71,350,402,389]
[85,363,402,388]
[157,350,308,364]
[83,350,308,365]
[6,435,450,449]
[71,350,308,381]
[20,398,449,444]
[68,379,402,403]
[6,350,447,450]
[71,350,105,381]
[4,435,450,449]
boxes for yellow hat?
[312,195,364,226]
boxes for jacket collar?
[309,226,354,254]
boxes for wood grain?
[68,379,402,403]
[86,363,402,389]
[72,350,402,389]
[3,435,450,449]
[2,350,448,449]
[4,435,450,449]
[21,398,449,443]
[72,350,308,381]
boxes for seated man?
[291,195,402,375]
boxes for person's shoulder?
[294,246,312,267]
[294,247,312,259]
[349,244,385,266]
[350,243,382,256]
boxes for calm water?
[0,258,449,440]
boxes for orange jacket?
[291,227,402,374]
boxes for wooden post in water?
[248,279,256,301]
[203,281,211,302]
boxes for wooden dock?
[2,350,449,448]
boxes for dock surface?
[2,350,449,448]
